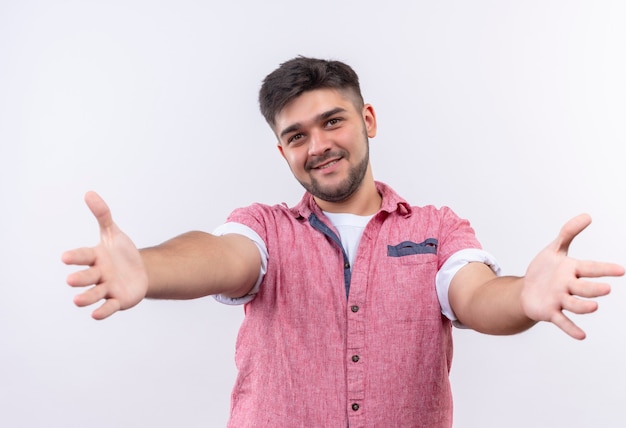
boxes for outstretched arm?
[62,191,261,320]
[448,214,624,340]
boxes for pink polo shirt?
[224,182,482,428]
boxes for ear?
[363,104,377,138]
[276,142,286,159]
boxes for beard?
[297,134,370,203]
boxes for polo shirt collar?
[289,181,413,219]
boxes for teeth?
[318,160,338,169]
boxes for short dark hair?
[259,56,364,128]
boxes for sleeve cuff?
[435,248,501,326]
[211,222,268,306]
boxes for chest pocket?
[382,237,440,317]
[387,238,438,257]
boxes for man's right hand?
[62,191,149,320]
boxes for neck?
[314,169,381,215]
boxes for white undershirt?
[322,211,373,268]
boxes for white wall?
[1,1,625,426]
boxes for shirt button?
[344,262,350,269]
[351,305,359,313]
[352,403,360,411]
[351,355,360,363]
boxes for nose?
[308,129,331,156]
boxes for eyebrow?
[279,107,348,139]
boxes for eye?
[325,118,341,127]
[287,133,304,144]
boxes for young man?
[63,57,624,427]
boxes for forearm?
[449,263,536,335]
[456,275,536,335]
[140,231,260,300]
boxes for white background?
[1,1,625,427]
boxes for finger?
[61,247,96,266]
[575,260,625,279]
[555,213,592,253]
[92,299,122,320]
[561,294,599,315]
[84,191,114,232]
[66,267,101,288]
[550,311,586,340]
[568,278,611,299]
[73,284,108,307]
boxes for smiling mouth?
[315,159,340,170]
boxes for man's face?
[274,88,377,203]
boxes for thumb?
[84,191,114,232]
[555,213,592,254]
